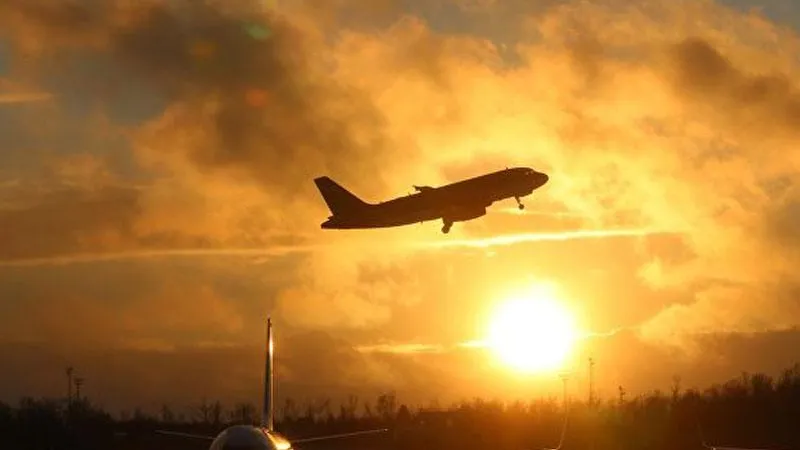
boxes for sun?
[486,284,579,374]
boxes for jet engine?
[445,205,486,222]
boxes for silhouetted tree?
[210,400,224,427]
[282,397,298,421]
[9,363,800,449]
[160,404,174,423]
[230,402,257,425]
[376,391,397,421]
[195,398,212,424]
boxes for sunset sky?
[1,0,799,415]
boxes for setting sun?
[486,284,578,374]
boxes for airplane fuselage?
[315,167,548,233]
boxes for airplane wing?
[292,428,389,444]
[155,427,389,444]
[155,430,215,440]
[702,444,789,450]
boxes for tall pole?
[75,378,84,402]
[588,357,596,450]
[558,372,570,410]
[66,367,74,408]
[588,357,595,407]
[556,372,570,450]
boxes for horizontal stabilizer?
[155,430,215,441]
[293,428,389,444]
[703,445,789,450]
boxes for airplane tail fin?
[262,317,274,431]
[313,176,369,216]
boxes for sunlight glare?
[486,284,578,374]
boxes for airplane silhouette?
[314,167,549,234]
[156,318,388,450]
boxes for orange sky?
[0,0,799,414]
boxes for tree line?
[3,364,800,449]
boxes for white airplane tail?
[156,317,389,445]
[262,317,274,430]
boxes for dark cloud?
[1,0,396,199]
[0,1,111,53]
[670,38,739,94]
[763,188,800,260]
[0,182,291,262]
[669,37,800,140]
[0,186,140,260]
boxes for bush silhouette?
[5,364,800,449]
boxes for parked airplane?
[314,167,549,234]
[156,318,388,450]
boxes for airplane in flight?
[314,166,550,234]
[156,318,388,450]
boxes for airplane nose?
[531,172,548,188]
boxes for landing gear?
[515,196,525,210]
[441,220,452,234]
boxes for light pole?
[588,357,595,407]
[66,367,74,408]
[587,357,596,450]
[558,372,570,410]
[75,378,84,403]
[549,371,571,450]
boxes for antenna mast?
[65,367,74,408]
[558,372,570,409]
[588,357,596,450]
[75,377,85,402]
[588,357,595,407]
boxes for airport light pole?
[587,357,596,450]
[588,357,595,407]
[548,371,571,450]
[558,372,570,410]
[75,377,84,403]
[66,367,74,409]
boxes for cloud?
[356,343,447,354]
[275,247,425,330]
[0,78,53,104]
[0,92,51,104]
[0,246,313,268]
[0,185,142,261]
[421,228,671,250]
[0,278,246,352]
[668,37,800,145]
[638,281,800,352]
